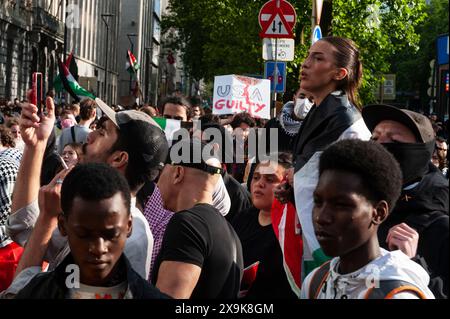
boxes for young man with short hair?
[15,163,168,299]
[300,139,434,299]
[161,96,192,122]
[57,98,97,154]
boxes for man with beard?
[362,104,449,299]
[5,96,168,294]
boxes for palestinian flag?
[293,152,330,278]
[153,117,181,143]
[53,53,78,93]
[272,199,303,297]
[57,57,95,102]
[126,50,140,75]
[292,118,371,278]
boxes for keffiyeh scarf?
[279,102,302,137]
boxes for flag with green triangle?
[126,50,140,75]
[57,57,95,102]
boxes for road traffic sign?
[259,0,297,39]
[312,25,322,44]
[262,38,295,61]
[264,61,287,93]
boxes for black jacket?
[264,117,297,153]
[292,92,362,172]
[15,254,169,299]
[222,172,252,223]
[378,163,449,298]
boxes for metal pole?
[63,0,68,62]
[431,59,436,114]
[102,14,114,104]
[311,0,316,33]
[104,25,109,103]
[271,38,278,118]
[129,42,133,93]
[62,0,68,103]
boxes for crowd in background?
[0,36,448,300]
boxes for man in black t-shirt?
[152,140,243,299]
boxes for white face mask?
[293,98,314,120]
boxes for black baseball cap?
[95,98,169,171]
[362,104,435,143]
[165,139,224,175]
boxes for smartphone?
[32,72,43,114]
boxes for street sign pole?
[270,0,280,118]
[259,0,297,118]
[271,38,278,118]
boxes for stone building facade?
[1,0,120,105]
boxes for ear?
[108,150,129,170]
[372,200,389,225]
[212,142,220,155]
[334,67,348,81]
[58,213,68,237]
[173,166,185,185]
[126,214,133,238]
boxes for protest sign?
[213,75,271,119]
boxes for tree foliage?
[390,0,449,110]
[331,0,427,103]
[163,0,428,105]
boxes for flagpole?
[127,34,137,97]
[62,0,68,103]
[101,13,115,104]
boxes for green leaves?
[162,0,434,105]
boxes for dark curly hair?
[0,126,15,148]
[230,112,256,129]
[319,139,402,210]
[160,95,192,120]
[61,163,131,216]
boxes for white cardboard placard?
[213,75,271,119]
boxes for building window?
[152,19,161,43]
[154,0,161,19]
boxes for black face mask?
[382,141,435,186]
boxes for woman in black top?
[231,152,296,299]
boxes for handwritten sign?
[213,75,271,119]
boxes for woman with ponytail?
[276,37,372,278]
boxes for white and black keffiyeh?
[0,149,22,245]
[278,101,302,137]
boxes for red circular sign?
[258,0,297,31]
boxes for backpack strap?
[70,126,77,143]
[308,260,331,299]
[364,280,428,299]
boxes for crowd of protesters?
[0,36,448,300]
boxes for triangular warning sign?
[260,12,294,38]
[265,14,289,35]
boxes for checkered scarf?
[0,148,22,245]
[279,101,302,137]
